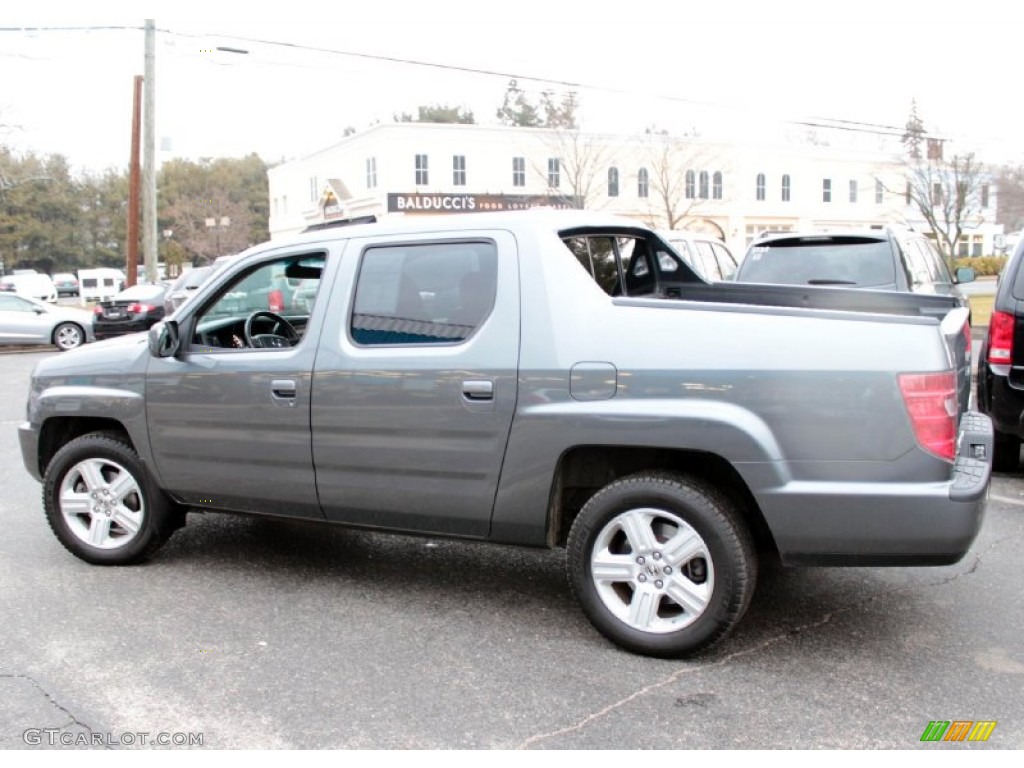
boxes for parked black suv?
[977,239,1024,471]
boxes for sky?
[2,0,1022,175]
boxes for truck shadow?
[154,511,951,659]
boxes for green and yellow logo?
[920,720,996,742]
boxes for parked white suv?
[659,230,738,282]
[0,272,58,303]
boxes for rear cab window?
[561,229,703,297]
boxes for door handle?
[462,380,494,401]
[271,379,297,400]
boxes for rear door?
[311,231,520,537]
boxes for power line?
[0,24,946,142]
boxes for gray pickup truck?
[19,211,992,658]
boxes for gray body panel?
[18,211,989,565]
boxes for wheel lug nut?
[664,566,672,574]
[638,574,647,583]
[655,580,664,589]
[653,552,661,560]
[636,556,645,565]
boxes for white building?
[268,122,1002,258]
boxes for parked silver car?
[0,292,94,350]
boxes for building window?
[548,158,560,188]
[607,167,619,197]
[875,178,883,204]
[282,195,288,214]
[981,184,990,208]
[712,172,723,200]
[849,180,858,203]
[366,157,377,189]
[685,170,696,199]
[453,155,466,186]
[822,178,832,203]
[637,168,649,198]
[906,181,912,205]
[781,174,791,202]
[699,171,709,199]
[512,157,525,187]
[273,198,279,217]
[932,182,943,205]
[309,177,318,203]
[415,154,429,185]
[756,173,766,201]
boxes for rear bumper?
[94,321,151,340]
[760,411,992,566]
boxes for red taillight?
[268,289,284,312]
[93,305,102,315]
[898,372,957,462]
[127,303,154,313]
[963,319,972,355]
[988,310,1014,364]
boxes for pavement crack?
[516,610,838,750]
[516,533,1013,749]
[0,673,100,739]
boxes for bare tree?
[641,133,710,229]
[904,152,988,258]
[539,128,615,209]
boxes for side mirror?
[955,267,976,284]
[148,320,180,358]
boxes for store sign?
[387,193,577,213]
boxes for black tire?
[566,471,756,658]
[52,322,86,351]
[992,429,1021,473]
[43,433,184,565]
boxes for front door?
[146,249,330,519]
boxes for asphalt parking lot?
[1,348,1021,750]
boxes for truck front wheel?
[566,472,756,657]
[43,433,183,565]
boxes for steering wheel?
[243,311,300,348]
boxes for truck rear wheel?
[43,433,183,565]
[566,472,756,657]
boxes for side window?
[350,241,497,345]
[901,241,932,288]
[564,236,621,296]
[0,294,35,312]
[922,240,953,285]
[191,253,324,350]
[695,241,722,281]
[619,237,656,295]
[711,243,738,280]
[667,240,694,272]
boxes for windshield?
[739,238,897,287]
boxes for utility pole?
[126,75,142,288]
[142,18,157,284]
